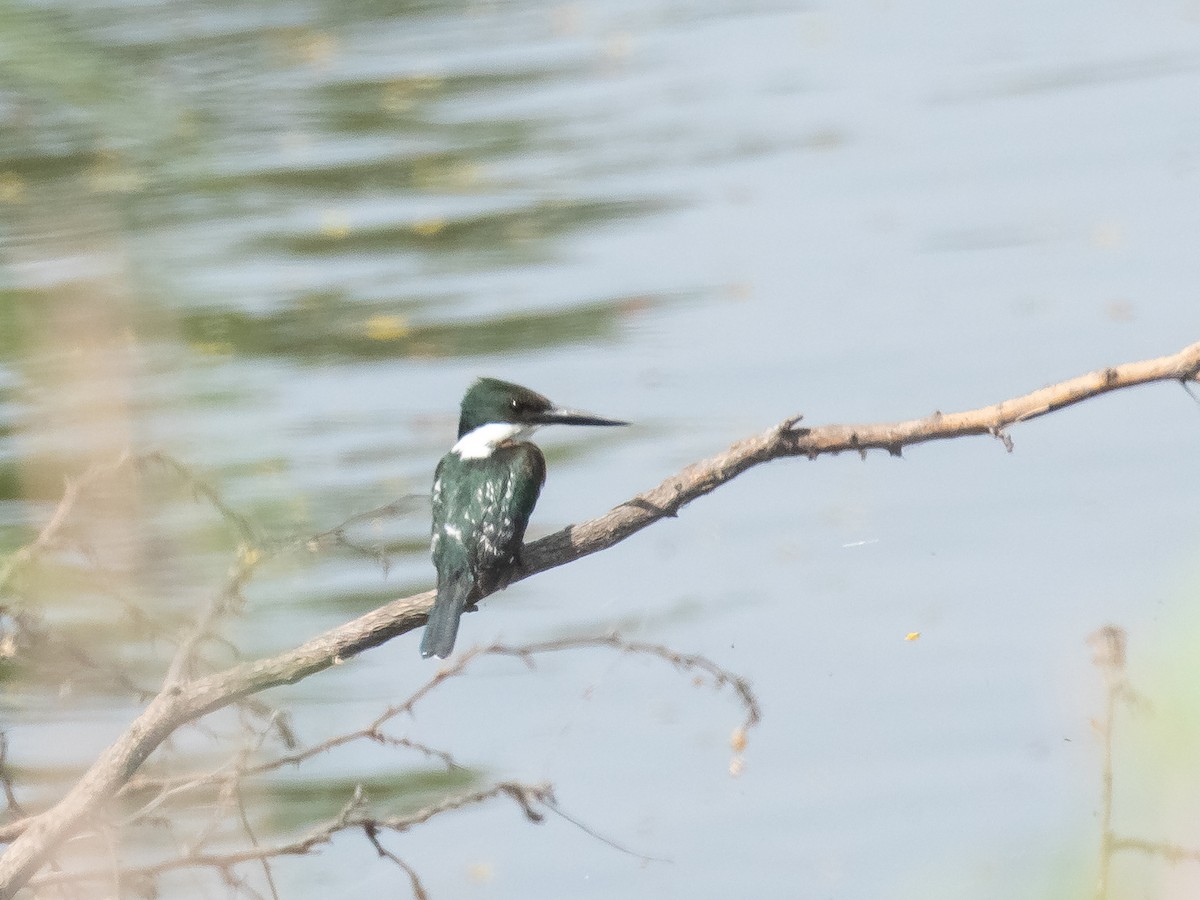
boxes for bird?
[420,377,628,659]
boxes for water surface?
[2,1,1200,897]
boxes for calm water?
[2,0,1200,897]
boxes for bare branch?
[473,635,761,749]
[232,781,280,900]
[0,737,25,832]
[2,340,1198,896]
[1107,837,1200,865]
[1089,627,1200,898]
[161,547,262,689]
[117,725,458,823]
[136,452,260,547]
[25,781,550,893]
[117,634,746,827]
[0,453,132,592]
[362,823,428,900]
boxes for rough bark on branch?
[1,339,1197,896]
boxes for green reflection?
[182,293,652,362]
[0,1,675,873]
[0,461,20,504]
[291,580,430,616]
[0,290,34,360]
[272,197,665,260]
[322,68,573,136]
[261,767,480,831]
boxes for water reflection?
[4,0,1197,897]
[181,292,653,360]
[0,1,673,877]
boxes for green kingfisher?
[420,377,628,659]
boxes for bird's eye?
[510,399,520,410]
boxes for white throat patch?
[452,422,537,459]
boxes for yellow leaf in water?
[905,632,921,642]
[410,218,447,237]
[467,862,494,883]
[191,341,234,357]
[365,315,411,341]
[0,173,26,204]
[320,211,350,239]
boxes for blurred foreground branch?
[1,339,1198,895]
[26,780,553,896]
[1089,625,1200,898]
[8,635,750,897]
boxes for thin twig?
[26,781,545,890]
[232,781,279,900]
[118,634,745,828]
[1090,625,1127,900]
[0,453,132,591]
[136,453,260,547]
[541,798,671,864]
[362,823,428,900]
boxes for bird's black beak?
[535,405,629,428]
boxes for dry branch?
[25,781,551,893]
[1088,626,1200,898]
[1,339,1198,896]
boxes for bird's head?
[458,377,627,438]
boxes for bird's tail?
[420,570,473,659]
